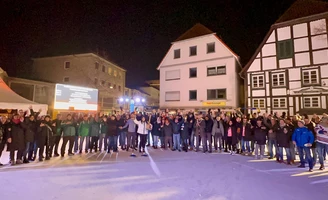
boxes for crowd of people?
[0,107,328,172]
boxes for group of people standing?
[0,108,327,172]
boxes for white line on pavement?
[145,147,161,178]
[96,151,104,160]
[232,161,271,175]
[100,152,108,163]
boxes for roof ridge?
[175,23,214,42]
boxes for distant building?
[145,80,160,90]
[157,23,241,110]
[30,53,126,112]
[138,86,160,109]
[241,0,328,115]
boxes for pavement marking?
[86,153,97,160]
[232,161,271,175]
[310,179,328,185]
[100,152,108,163]
[96,151,104,160]
[145,147,161,178]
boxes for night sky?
[1,0,302,87]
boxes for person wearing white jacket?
[134,116,148,153]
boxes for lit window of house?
[272,98,287,108]
[252,75,264,88]
[253,99,265,108]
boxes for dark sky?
[0,0,298,87]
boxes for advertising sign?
[54,84,98,111]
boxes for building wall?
[31,53,126,112]
[159,34,240,109]
[246,16,328,115]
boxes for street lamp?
[119,98,124,102]
[136,98,140,103]
[125,98,129,102]
[142,98,145,103]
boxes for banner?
[202,101,226,107]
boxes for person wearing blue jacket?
[292,120,315,172]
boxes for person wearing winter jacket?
[162,119,174,150]
[235,116,243,154]
[292,120,315,171]
[314,116,328,170]
[60,114,76,157]
[264,117,278,159]
[107,115,119,153]
[187,113,195,150]
[50,114,62,157]
[203,115,213,153]
[121,114,136,152]
[134,116,148,153]
[194,115,205,152]
[7,114,26,165]
[212,116,224,152]
[152,117,162,149]
[99,116,109,152]
[181,117,192,152]
[117,114,127,150]
[20,115,37,163]
[171,116,183,152]
[304,116,317,166]
[78,115,91,154]
[253,118,268,159]
[36,115,53,161]
[241,117,253,155]
[276,119,292,164]
[225,120,238,155]
[89,117,100,153]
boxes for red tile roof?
[276,0,328,23]
[175,23,214,42]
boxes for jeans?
[242,139,251,152]
[28,141,37,159]
[311,147,317,165]
[189,130,195,148]
[173,133,181,150]
[316,143,326,165]
[147,130,153,146]
[160,136,165,147]
[290,141,296,161]
[126,132,136,150]
[202,132,212,152]
[61,136,75,155]
[164,136,172,149]
[278,147,291,162]
[108,135,118,152]
[74,136,79,152]
[79,136,90,152]
[255,144,265,157]
[298,147,313,169]
[268,139,277,158]
[153,135,159,147]
[23,142,31,160]
[98,133,108,151]
[195,134,201,151]
[214,132,223,150]
[119,131,126,147]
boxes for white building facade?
[242,1,328,115]
[158,24,241,110]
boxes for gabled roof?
[276,0,328,23]
[175,23,214,42]
[240,0,328,76]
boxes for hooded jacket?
[292,126,314,147]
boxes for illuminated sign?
[54,84,98,111]
[202,101,226,107]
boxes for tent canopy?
[0,78,48,115]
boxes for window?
[108,68,112,75]
[174,49,180,59]
[207,43,215,53]
[63,77,69,82]
[114,70,117,77]
[102,65,106,72]
[165,91,180,101]
[273,98,287,108]
[277,39,294,59]
[165,70,180,81]
[189,68,197,78]
[253,99,265,109]
[189,90,197,101]
[207,89,226,100]
[118,85,121,91]
[302,69,319,85]
[64,61,70,69]
[94,78,98,85]
[101,80,105,86]
[207,66,226,76]
[272,72,286,87]
[113,84,116,89]
[252,74,265,88]
[190,46,197,56]
[304,97,320,108]
[95,62,99,70]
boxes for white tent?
[0,78,48,115]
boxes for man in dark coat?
[50,114,62,157]
[0,116,9,166]
[7,114,26,165]
[36,115,53,161]
[254,117,267,159]
[203,115,213,153]
[21,115,37,163]
[276,119,293,164]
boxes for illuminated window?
[272,98,286,108]
[253,99,265,109]
[108,68,112,75]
